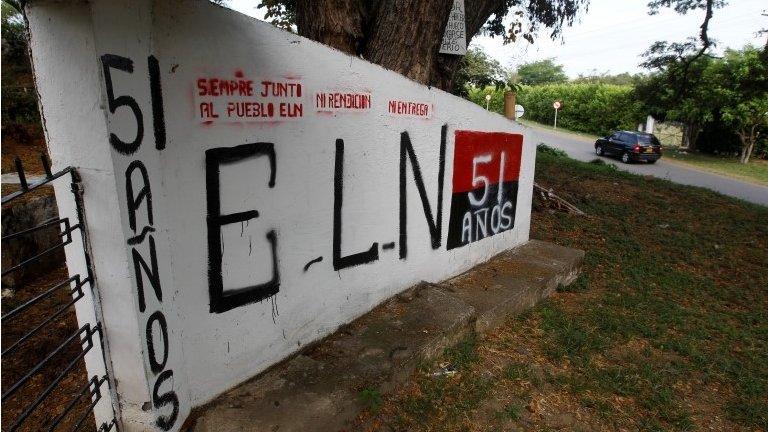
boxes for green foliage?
[466,86,506,114]
[1,2,40,130]
[636,46,768,160]
[2,86,38,126]
[709,48,768,162]
[452,47,508,97]
[2,2,27,69]
[536,143,567,158]
[517,83,643,136]
[502,403,523,420]
[256,0,296,31]
[256,0,588,48]
[358,388,383,413]
[466,82,643,137]
[444,335,479,370]
[516,58,568,85]
[694,116,743,155]
[557,273,590,293]
[503,362,540,385]
[572,72,639,85]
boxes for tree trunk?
[738,126,757,164]
[683,122,700,150]
[296,0,503,91]
[296,0,367,55]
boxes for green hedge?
[467,83,645,136]
[467,87,506,115]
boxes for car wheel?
[647,159,657,164]
[595,145,604,156]
[621,152,631,164]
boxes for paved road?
[524,125,768,207]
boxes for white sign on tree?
[439,0,467,55]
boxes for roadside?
[518,118,598,143]
[521,122,768,207]
[520,118,768,187]
[664,148,768,187]
[362,147,768,431]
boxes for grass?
[364,147,768,431]
[359,388,384,413]
[664,148,768,186]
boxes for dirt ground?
[2,125,48,175]
[1,263,98,432]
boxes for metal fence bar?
[1,280,86,357]
[1,160,74,205]
[15,156,28,191]
[70,163,121,429]
[1,274,81,322]
[47,375,103,431]
[2,155,118,431]
[1,217,75,276]
[1,217,67,242]
[2,323,94,402]
[98,420,118,432]
[68,376,108,432]
[6,325,99,432]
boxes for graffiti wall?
[26,1,534,430]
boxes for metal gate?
[654,121,685,148]
[1,154,118,432]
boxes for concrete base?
[188,240,584,432]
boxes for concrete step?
[189,240,584,432]
[443,239,584,333]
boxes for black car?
[594,131,662,164]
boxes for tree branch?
[641,0,719,103]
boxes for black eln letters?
[332,138,379,270]
[398,124,447,259]
[206,143,280,313]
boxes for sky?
[226,0,766,78]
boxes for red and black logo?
[447,131,523,250]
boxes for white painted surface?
[439,0,467,55]
[27,1,535,431]
[26,3,147,429]
[515,104,525,119]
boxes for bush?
[1,86,40,125]
[466,86,506,114]
[2,4,42,141]
[466,83,645,137]
[517,83,643,136]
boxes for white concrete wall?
[27,1,535,431]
